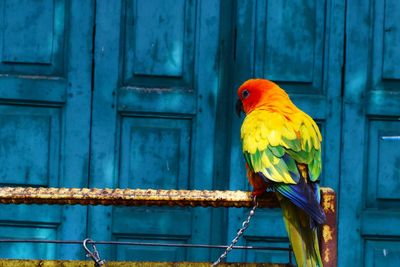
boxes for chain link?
[211,199,258,266]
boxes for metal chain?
[211,199,258,266]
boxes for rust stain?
[322,225,333,242]
[323,247,331,263]
[319,188,337,267]
[322,193,335,213]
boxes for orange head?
[236,78,289,116]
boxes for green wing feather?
[241,109,322,183]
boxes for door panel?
[254,0,325,88]
[229,0,344,263]
[123,0,196,86]
[119,117,191,189]
[0,107,61,186]
[0,0,65,75]
[341,0,400,266]
[0,0,93,259]
[364,241,400,267]
[90,0,223,261]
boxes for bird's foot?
[251,188,267,197]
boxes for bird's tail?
[278,193,323,267]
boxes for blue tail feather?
[276,179,326,227]
[258,172,326,227]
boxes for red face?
[236,79,276,115]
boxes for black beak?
[235,99,244,117]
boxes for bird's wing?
[241,109,325,224]
[241,109,322,183]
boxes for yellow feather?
[272,154,280,164]
[260,123,268,139]
[313,134,321,150]
[268,114,284,128]
[310,121,322,150]
[294,114,306,132]
[266,168,282,183]
[300,124,311,150]
[261,152,272,168]
[282,124,297,140]
[257,137,268,151]
[254,129,261,142]
[244,137,258,154]
[267,130,281,147]
[282,171,296,184]
[270,168,290,183]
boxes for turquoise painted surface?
[0,0,94,260]
[339,0,400,266]
[0,0,399,265]
[88,0,224,262]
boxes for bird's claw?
[251,195,257,205]
[251,188,266,198]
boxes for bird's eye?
[242,89,250,99]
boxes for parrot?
[235,78,326,267]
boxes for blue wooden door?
[228,0,344,263]
[0,0,93,260]
[340,0,400,266]
[88,0,225,262]
[2,1,398,264]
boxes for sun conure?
[236,79,326,267]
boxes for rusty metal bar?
[0,187,279,207]
[320,189,337,267]
[0,260,292,267]
[0,187,334,208]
